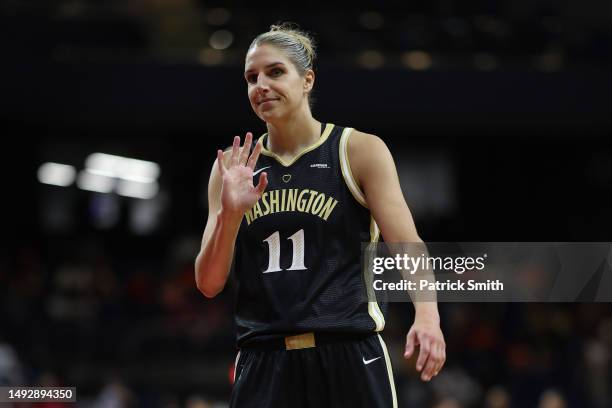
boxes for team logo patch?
[282,174,292,183]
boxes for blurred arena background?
[1,1,612,407]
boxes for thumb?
[405,330,417,359]
[255,172,268,195]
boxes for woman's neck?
[265,108,321,156]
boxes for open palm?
[217,132,268,215]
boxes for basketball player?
[195,23,445,407]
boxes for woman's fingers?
[228,132,256,168]
[247,140,263,170]
[230,136,241,166]
[421,351,437,381]
[239,132,253,165]
[420,340,445,381]
[217,150,226,174]
[434,343,446,376]
[415,332,430,374]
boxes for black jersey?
[233,123,386,347]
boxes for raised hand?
[217,132,268,216]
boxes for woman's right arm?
[194,153,241,298]
[194,133,267,298]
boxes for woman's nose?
[256,83,270,95]
[256,74,272,89]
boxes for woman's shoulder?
[345,128,392,186]
[346,128,389,161]
[346,128,382,143]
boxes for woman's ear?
[303,69,315,94]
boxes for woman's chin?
[259,110,283,122]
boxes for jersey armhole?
[339,128,368,208]
[339,128,381,243]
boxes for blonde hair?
[248,22,317,76]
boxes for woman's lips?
[258,98,278,106]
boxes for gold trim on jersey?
[364,219,385,332]
[339,127,368,208]
[367,216,385,331]
[233,351,241,383]
[257,123,335,167]
[368,303,385,332]
[377,334,399,408]
[370,216,380,243]
[367,285,385,332]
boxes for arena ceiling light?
[40,153,161,199]
[37,162,76,187]
[85,153,160,183]
[210,29,234,50]
[401,50,433,71]
[116,179,159,200]
[77,169,116,193]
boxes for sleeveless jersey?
[233,123,386,347]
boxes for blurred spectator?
[582,317,612,408]
[430,367,482,407]
[538,389,567,408]
[484,386,511,408]
[37,371,73,408]
[0,338,24,385]
[432,397,463,408]
[185,394,213,408]
[94,379,136,408]
[46,263,97,322]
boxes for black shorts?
[230,333,398,408]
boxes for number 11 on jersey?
[262,229,307,273]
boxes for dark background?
[1,1,611,407]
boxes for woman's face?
[244,44,313,122]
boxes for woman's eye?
[247,74,257,83]
[270,68,283,76]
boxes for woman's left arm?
[348,130,446,382]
